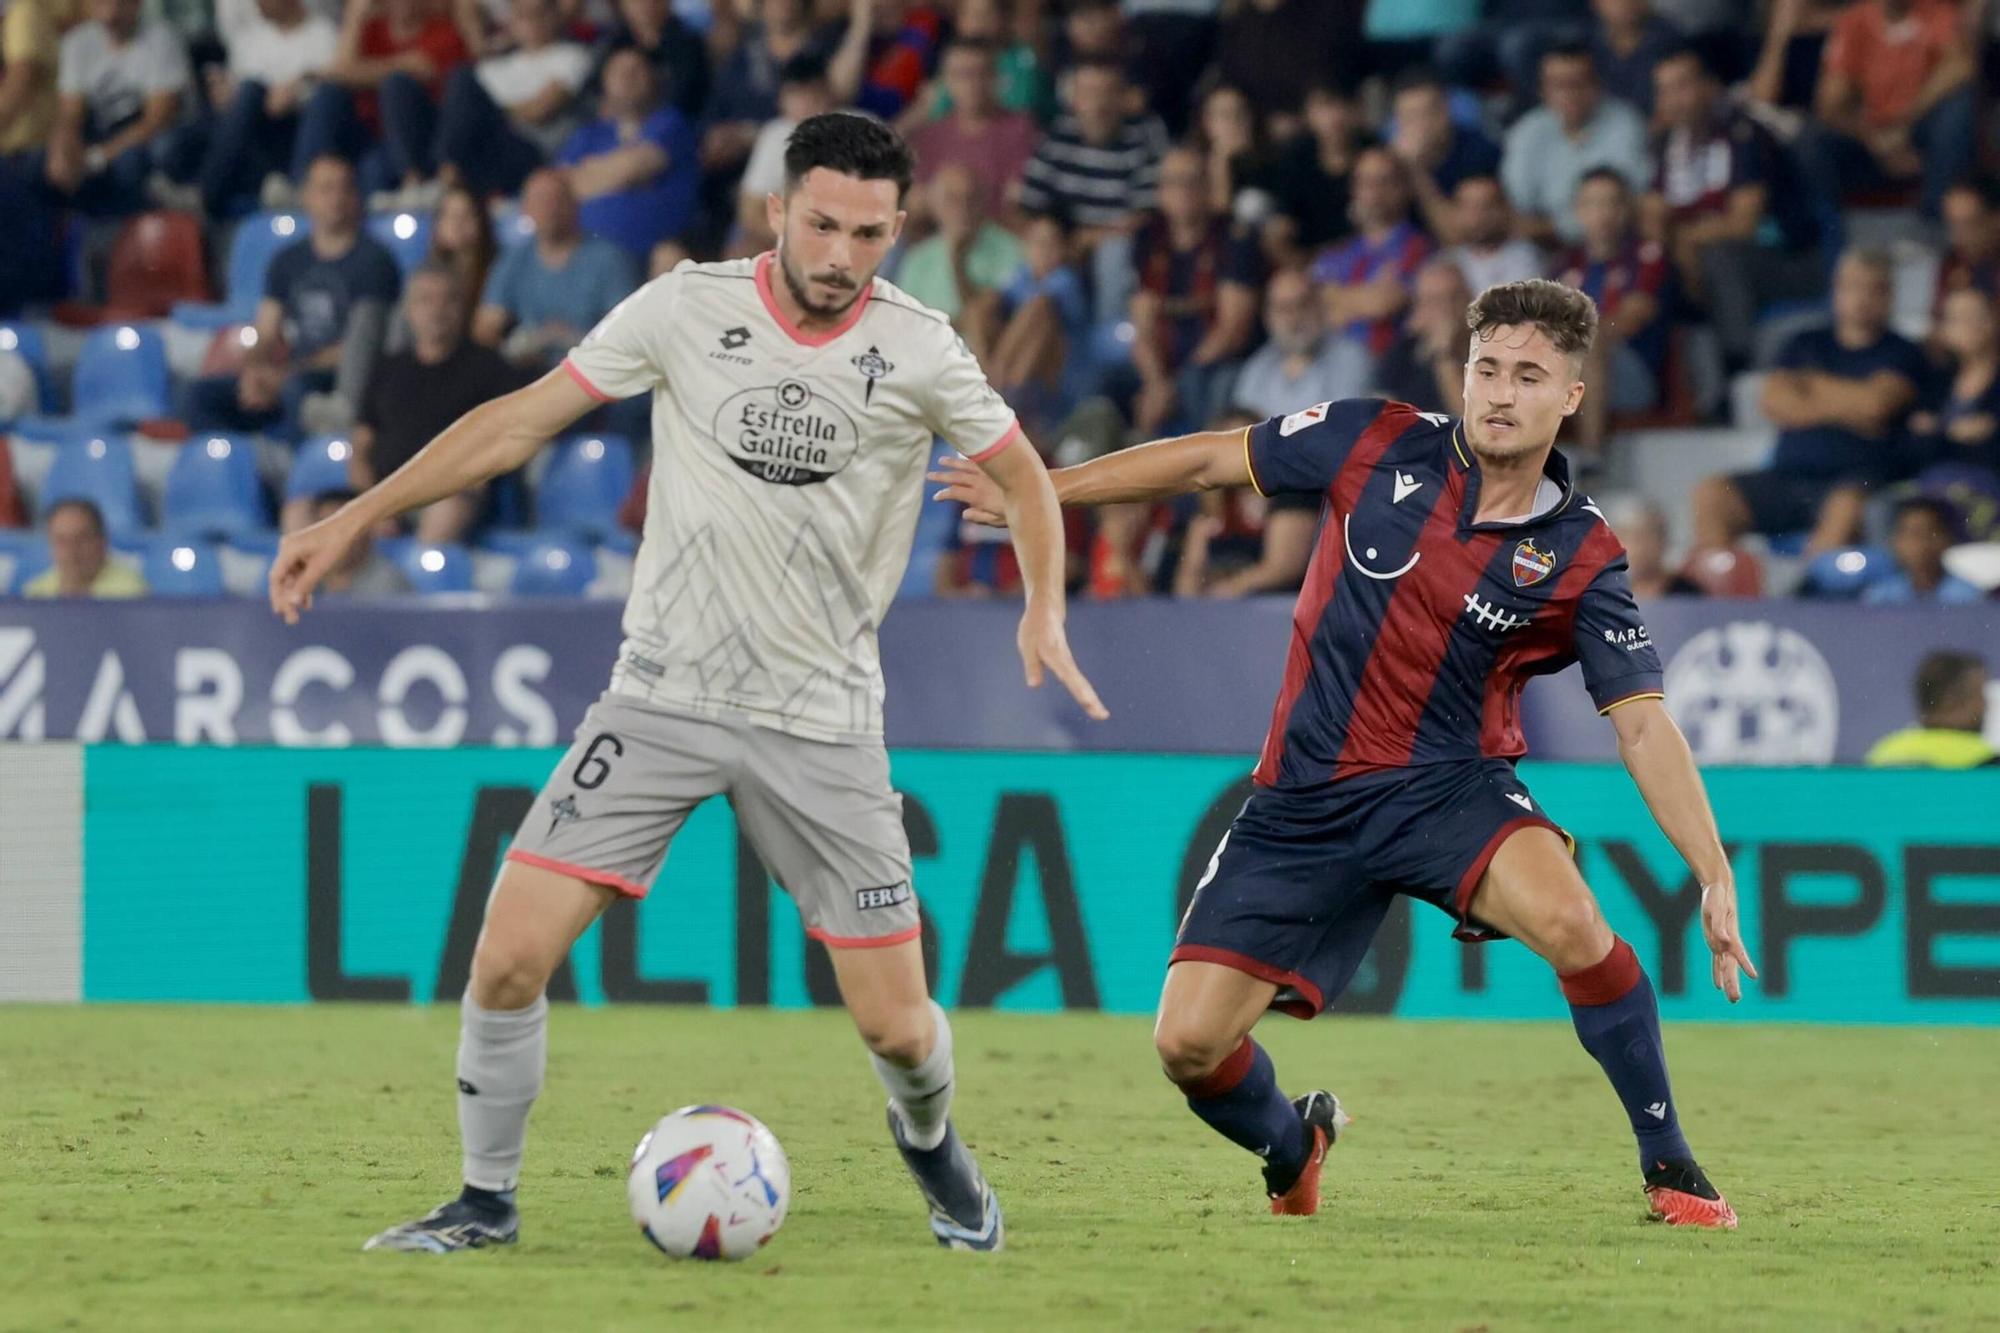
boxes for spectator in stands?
[1442,173,1543,294]
[1386,66,1501,241]
[1171,480,1315,599]
[1795,0,1974,236]
[1863,496,1982,604]
[1190,84,1271,224]
[908,38,1038,222]
[1602,493,1703,597]
[1909,289,2000,539]
[556,45,697,263]
[1312,146,1433,384]
[1215,0,1363,131]
[42,0,191,216]
[1693,248,1926,558]
[296,488,412,596]
[589,0,708,121]
[475,166,637,371]
[433,0,591,198]
[1555,168,1666,450]
[302,0,470,206]
[855,0,941,123]
[164,0,338,216]
[648,238,689,278]
[1643,44,1817,371]
[1122,0,1216,137]
[23,498,147,598]
[1265,76,1363,260]
[1935,178,2000,323]
[0,0,61,158]
[425,181,496,325]
[1232,266,1366,419]
[1589,0,1682,114]
[188,154,402,435]
[701,0,864,177]
[894,162,1020,358]
[1016,57,1168,250]
[938,0,1050,124]
[734,54,832,254]
[1865,651,1996,768]
[1125,145,1261,437]
[1501,42,1648,246]
[343,263,526,541]
[1371,256,1472,416]
[988,211,1091,430]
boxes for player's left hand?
[1699,876,1758,1003]
[1017,601,1109,721]
[928,454,1007,527]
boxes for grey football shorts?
[505,693,919,947]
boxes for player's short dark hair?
[46,496,106,537]
[1575,165,1631,198]
[1914,650,1986,717]
[1466,279,1599,362]
[783,112,914,203]
[778,52,828,87]
[1891,495,1965,541]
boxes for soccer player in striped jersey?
[932,279,1757,1229]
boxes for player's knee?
[1153,1016,1233,1087]
[468,933,554,1010]
[854,1004,933,1067]
[1534,893,1614,974]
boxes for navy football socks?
[1562,937,1693,1170]
[1177,1038,1310,1178]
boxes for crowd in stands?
[4,0,2000,612]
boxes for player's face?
[1461,322,1585,460]
[770,168,905,319]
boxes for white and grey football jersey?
[563,253,1021,743]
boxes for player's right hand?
[268,510,364,625]
[927,455,1008,527]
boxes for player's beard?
[777,245,863,320]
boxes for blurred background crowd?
[4,0,2000,614]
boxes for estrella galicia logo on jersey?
[855,882,912,912]
[713,380,860,485]
[719,326,750,350]
[1511,538,1556,587]
[851,344,893,406]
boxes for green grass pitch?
[3,1006,1995,1332]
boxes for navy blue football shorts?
[1170,758,1572,1019]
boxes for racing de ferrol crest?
[851,345,893,405]
[1511,538,1556,588]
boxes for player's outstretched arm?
[979,437,1109,721]
[268,367,598,623]
[928,428,1253,526]
[1609,697,1760,1002]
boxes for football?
[626,1105,791,1261]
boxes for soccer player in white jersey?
[269,113,1105,1255]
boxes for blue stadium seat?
[72,324,171,426]
[0,323,54,417]
[537,434,635,538]
[397,541,474,594]
[172,212,303,330]
[367,210,433,276]
[510,538,596,596]
[0,528,49,594]
[42,434,142,534]
[143,538,225,596]
[475,528,546,556]
[1800,546,1896,599]
[163,434,268,539]
[287,434,357,501]
[597,527,638,556]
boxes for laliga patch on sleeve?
[1279,401,1331,437]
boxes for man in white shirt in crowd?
[434,0,588,197]
[734,53,833,255]
[1441,172,1544,293]
[43,0,190,214]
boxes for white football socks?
[872,999,955,1151]
[457,994,548,1193]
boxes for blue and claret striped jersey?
[1244,399,1665,790]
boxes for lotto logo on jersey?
[712,379,860,485]
[1278,402,1331,437]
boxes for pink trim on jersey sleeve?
[562,358,613,403]
[965,419,1023,464]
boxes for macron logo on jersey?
[1279,402,1331,436]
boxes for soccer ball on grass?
[626,1105,791,1261]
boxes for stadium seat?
[0,528,48,594]
[1800,546,1895,599]
[172,212,303,330]
[142,538,225,597]
[366,211,433,276]
[397,541,474,594]
[162,434,268,539]
[0,323,55,418]
[41,434,142,534]
[287,434,358,501]
[536,434,635,538]
[72,324,172,427]
[509,538,596,596]
[58,211,211,325]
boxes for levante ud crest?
[1512,539,1555,587]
